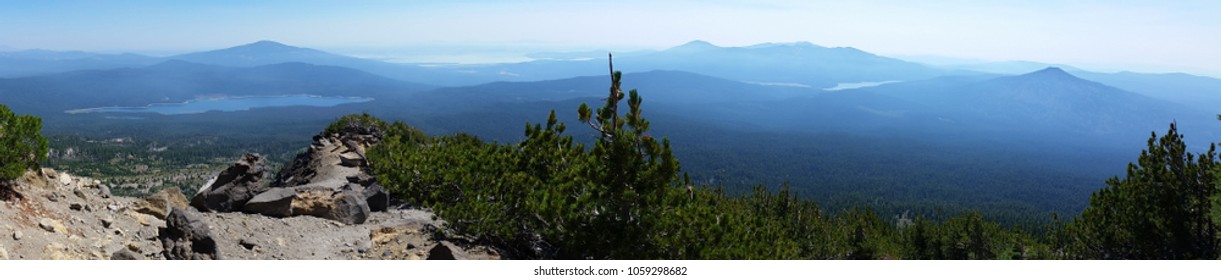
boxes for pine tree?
[0,104,48,181]
[1068,123,1218,259]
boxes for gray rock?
[363,183,390,212]
[38,218,64,233]
[342,176,390,212]
[72,187,87,199]
[338,152,364,167]
[110,248,142,260]
[158,208,220,260]
[238,239,260,250]
[427,242,459,260]
[346,173,376,186]
[100,217,114,228]
[191,153,269,212]
[241,187,297,217]
[98,184,112,199]
[327,191,370,225]
[69,203,84,211]
[12,231,21,241]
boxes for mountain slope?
[862,68,1207,137]
[169,41,494,86]
[0,50,161,77]
[457,40,962,87]
[1072,71,1221,112]
[0,60,431,114]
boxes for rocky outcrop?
[182,121,392,225]
[239,122,390,224]
[242,185,371,225]
[158,207,220,260]
[1,167,497,260]
[191,153,269,212]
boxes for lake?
[67,95,374,115]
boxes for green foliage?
[370,59,684,259]
[323,112,389,136]
[1066,123,1219,259]
[365,58,1057,260]
[0,104,48,181]
[366,58,1221,260]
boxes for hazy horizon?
[3,1,1219,76]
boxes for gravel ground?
[0,169,498,260]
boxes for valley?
[3,38,1221,259]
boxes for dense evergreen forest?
[360,65,1221,259]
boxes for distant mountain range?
[0,60,430,114]
[4,40,1221,219]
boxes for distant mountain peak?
[668,40,720,52]
[1018,67,1079,81]
[229,40,302,51]
[746,41,820,49]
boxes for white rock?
[59,173,74,186]
[12,231,22,240]
[0,246,8,260]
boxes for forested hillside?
[360,62,1221,259]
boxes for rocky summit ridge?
[0,123,498,260]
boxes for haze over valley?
[3,1,1221,261]
[2,38,1219,227]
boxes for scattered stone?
[0,246,7,260]
[72,187,87,199]
[133,187,191,219]
[45,193,58,202]
[70,203,84,211]
[12,231,22,241]
[59,173,74,186]
[346,173,376,186]
[98,184,112,198]
[39,218,67,233]
[100,217,114,228]
[338,152,364,167]
[426,242,458,260]
[125,241,142,253]
[158,208,220,260]
[111,248,142,260]
[23,168,55,189]
[129,211,156,226]
[239,239,260,250]
[44,243,80,260]
[191,153,269,212]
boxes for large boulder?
[347,174,390,211]
[158,208,220,260]
[326,191,370,225]
[191,153,269,212]
[242,186,371,225]
[133,187,191,219]
[241,187,298,217]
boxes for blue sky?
[2,0,1219,76]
